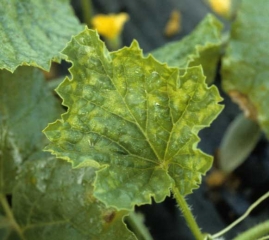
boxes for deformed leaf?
[0,153,136,240]
[222,0,269,137]
[43,29,223,210]
[0,67,63,194]
[0,0,83,72]
[151,14,223,84]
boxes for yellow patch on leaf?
[92,13,129,39]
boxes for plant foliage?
[0,67,63,194]
[0,0,83,72]
[44,28,223,210]
[5,0,267,238]
[151,14,222,84]
[0,67,135,239]
[2,154,135,240]
[222,0,269,136]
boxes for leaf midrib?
[163,76,199,163]
[80,49,162,166]
[108,60,162,165]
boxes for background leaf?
[222,0,269,137]
[219,114,261,173]
[0,153,136,240]
[151,14,223,84]
[44,29,223,210]
[0,0,83,72]
[0,67,63,194]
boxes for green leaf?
[222,0,269,137]
[151,14,223,84]
[0,0,83,72]
[43,29,223,210]
[0,153,136,240]
[0,67,63,194]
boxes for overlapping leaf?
[44,29,223,210]
[222,0,269,137]
[0,67,63,194]
[0,153,136,240]
[151,14,223,84]
[0,0,83,72]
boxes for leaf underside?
[151,14,223,84]
[0,0,83,72]
[222,0,269,137]
[44,28,223,210]
[0,154,136,240]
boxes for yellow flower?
[164,10,181,37]
[208,0,231,17]
[92,13,129,39]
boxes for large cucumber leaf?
[0,153,136,240]
[151,14,223,84]
[222,0,269,136]
[0,67,63,194]
[44,29,223,210]
[0,0,83,72]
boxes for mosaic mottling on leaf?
[44,28,223,210]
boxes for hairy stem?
[173,187,204,240]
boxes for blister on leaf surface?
[151,14,223,84]
[0,153,136,240]
[0,67,63,194]
[0,0,83,72]
[44,28,223,210]
[222,0,269,137]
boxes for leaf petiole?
[173,187,205,240]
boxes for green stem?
[47,76,66,91]
[0,193,25,239]
[211,191,269,239]
[258,236,269,240]
[81,0,93,27]
[233,220,269,240]
[173,188,204,240]
[125,211,153,240]
[105,35,122,51]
